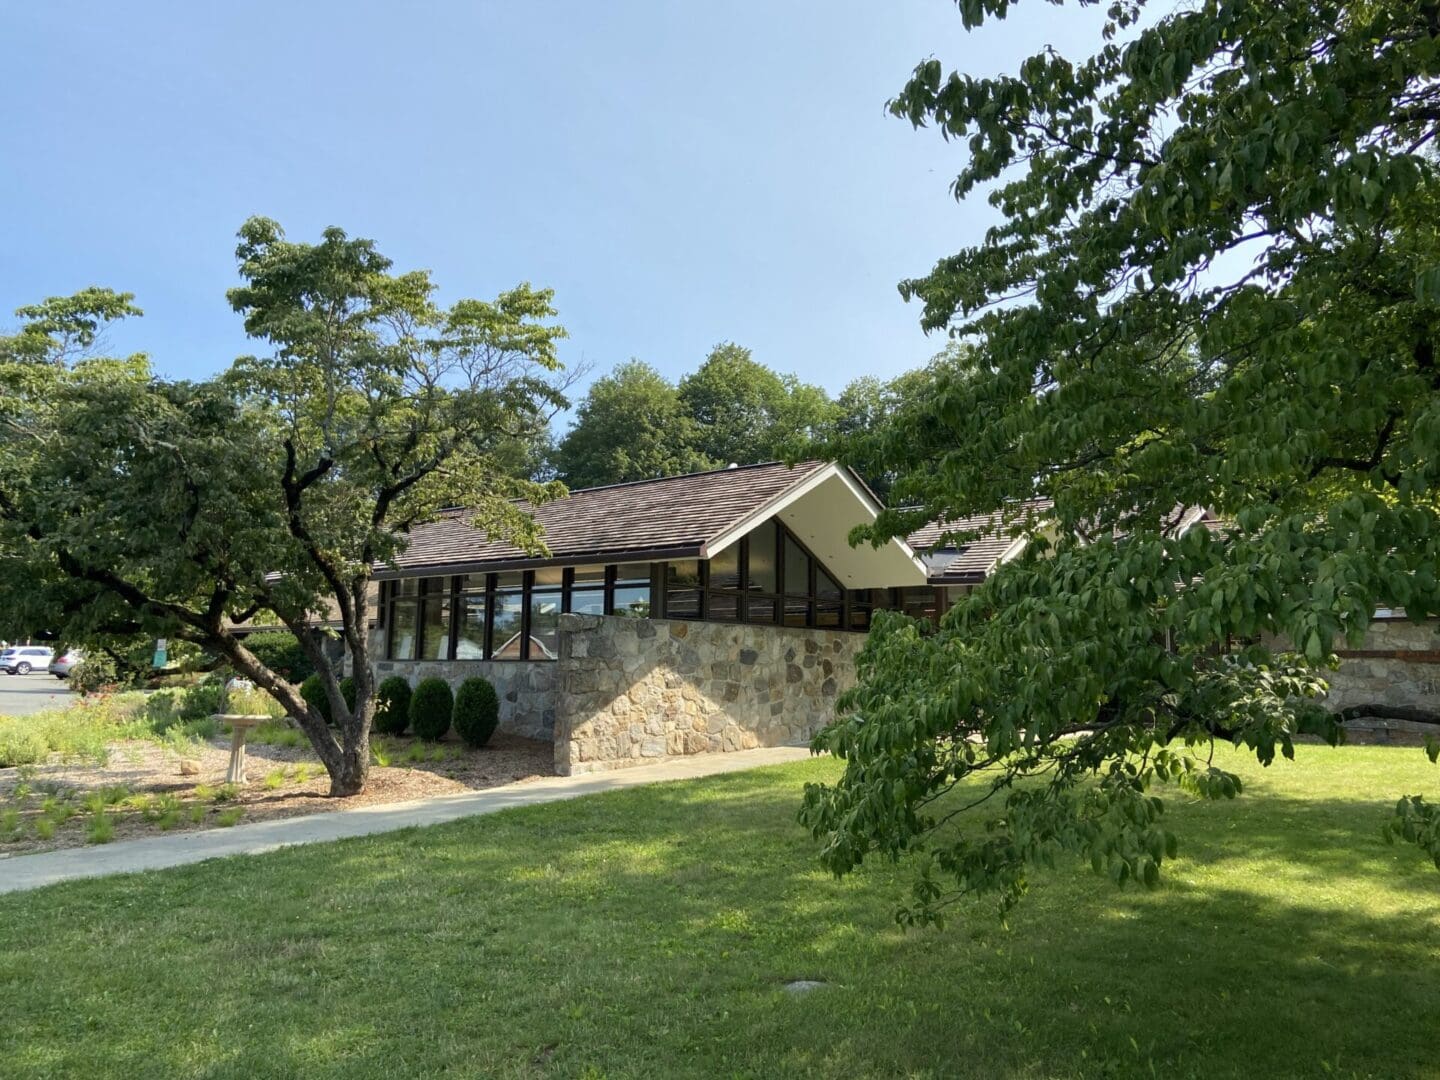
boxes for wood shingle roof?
[385,461,828,576]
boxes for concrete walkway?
[0,746,812,895]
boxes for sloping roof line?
[906,499,1054,582]
[380,461,832,577]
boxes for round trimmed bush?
[410,677,453,742]
[374,676,412,736]
[299,673,332,724]
[453,677,500,748]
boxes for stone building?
[369,461,927,774]
[365,462,1438,771]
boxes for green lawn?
[1,746,1437,1079]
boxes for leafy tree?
[828,345,970,500]
[803,0,1440,921]
[678,342,835,465]
[554,360,712,487]
[0,219,570,795]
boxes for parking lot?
[0,671,76,716]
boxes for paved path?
[0,671,76,716]
[0,746,812,895]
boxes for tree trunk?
[329,735,369,796]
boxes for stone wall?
[367,630,558,741]
[553,613,863,775]
[1324,618,1440,742]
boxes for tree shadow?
[1,764,1436,1079]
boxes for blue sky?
[3,2,1103,413]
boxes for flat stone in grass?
[782,980,828,994]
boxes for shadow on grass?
[1,763,1437,1079]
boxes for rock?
[179,759,200,776]
[783,980,828,994]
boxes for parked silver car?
[0,646,55,675]
[48,649,82,680]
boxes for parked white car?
[48,649,82,679]
[0,646,55,675]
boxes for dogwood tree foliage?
[801,0,1440,921]
[0,220,569,795]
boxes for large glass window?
[420,579,452,660]
[784,536,810,596]
[612,563,652,618]
[815,567,843,629]
[568,565,606,617]
[527,568,563,659]
[665,560,703,620]
[748,520,778,593]
[491,573,526,660]
[389,594,419,660]
[382,518,874,664]
[455,588,487,659]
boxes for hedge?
[453,677,500,748]
[410,678,454,742]
[374,676,412,736]
[239,631,315,683]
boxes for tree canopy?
[551,360,712,488]
[803,0,1440,922]
[0,219,571,795]
[554,343,838,487]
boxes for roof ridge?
[565,459,820,496]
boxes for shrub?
[225,684,284,718]
[0,726,48,768]
[453,677,500,748]
[374,676,412,736]
[180,679,227,722]
[69,655,119,696]
[240,631,314,682]
[299,674,331,724]
[410,678,453,742]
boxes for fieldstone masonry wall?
[554,614,862,775]
[1323,618,1440,742]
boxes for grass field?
[1,745,1437,1079]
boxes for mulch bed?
[0,730,554,858]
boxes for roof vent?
[727,462,739,469]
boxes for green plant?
[215,808,243,828]
[453,677,500,748]
[68,655,119,696]
[299,674,332,725]
[33,816,56,841]
[374,676,412,736]
[179,680,226,722]
[291,763,316,784]
[370,738,393,767]
[250,719,303,748]
[261,769,285,791]
[187,805,207,824]
[0,727,48,768]
[137,793,182,823]
[87,812,115,844]
[238,631,314,683]
[0,807,20,840]
[409,678,453,742]
[225,684,283,718]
